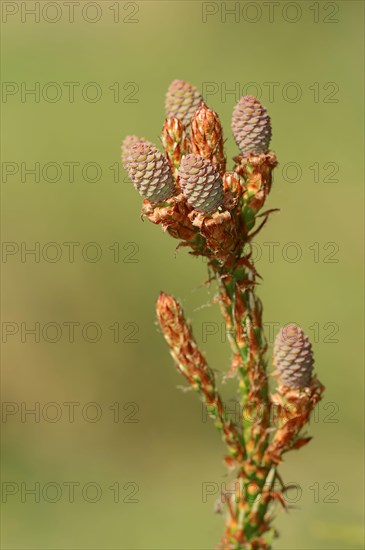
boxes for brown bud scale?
[191,102,226,175]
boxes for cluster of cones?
[121,80,324,550]
[122,80,277,267]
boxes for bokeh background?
[1,1,364,548]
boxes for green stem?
[213,263,274,548]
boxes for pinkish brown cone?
[232,95,271,155]
[124,142,176,202]
[273,324,314,388]
[165,79,203,127]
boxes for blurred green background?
[1,1,364,548]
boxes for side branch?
[156,291,245,465]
